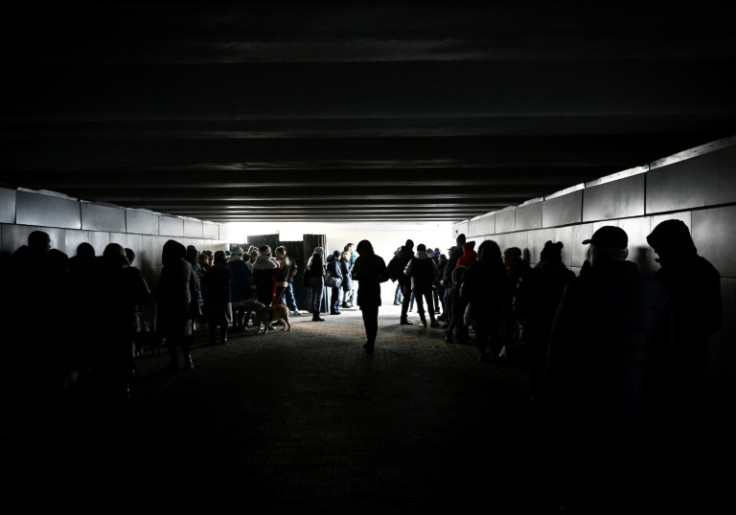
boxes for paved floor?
[3,304,731,513]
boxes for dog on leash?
[255,303,291,334]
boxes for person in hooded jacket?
[646,219,722,495]
[456,239,478,268]
[228,246,252,331]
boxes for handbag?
[325,270,337,287]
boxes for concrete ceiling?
[1,2,735,223]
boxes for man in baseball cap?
[545,224,674,510]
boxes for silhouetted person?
[514,241,575,417]
[444,265,469,344]
[5,231,71,436]
[646,219,722,496]
[340,250,354,309]
[546,226,675,514]
[388,239,415,325]
[327,249,344,314]
[403,243,440,328]
[228,246,252,331]
[87,243,150,403]
[204,250,232,345]
[352,239,389,353]
[253,245,279,306]
[67,242,98,391]
[460,240,512,362]
[306,246,326,321]
[439,233,466,322]
[156,240,203,371]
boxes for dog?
[241,299,266,328]
[254,303,291,334]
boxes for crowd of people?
[1,225,723,512]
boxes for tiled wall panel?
[468,218,482,238]
[495,208,516,233]
[647,144,736,214]
[126,209,159,236]
[478,213,495,235]
[0,188,16,223]
[81,202,126,232]
[692,205,736,278]
[583,174,645,222]
[203,222,219,240]
[542,190,582,228]
[184,219,203,238]
[159,216,184,237]
[16,191,81,229]
[218,224,230,242]
[515,201,543,231]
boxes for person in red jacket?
[455,240,477,268]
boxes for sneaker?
[430,320,441,328]
[290,310,303,316]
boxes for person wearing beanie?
[306,246,327,321]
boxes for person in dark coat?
[459,240,512,362]
[352,239,389,353]
[646,218,722,498]
[4,231,71,436]
[545,226,675,514]
[439,233,466,322]
[514,241,575,419]
[340,250,354,309]
[156,239,203,372]
[387,239,415,325]
[327,250,344,314]
[204,250,232,346]
[306,246,326,321]
[403,243,440,328]
[87,243,150,403]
